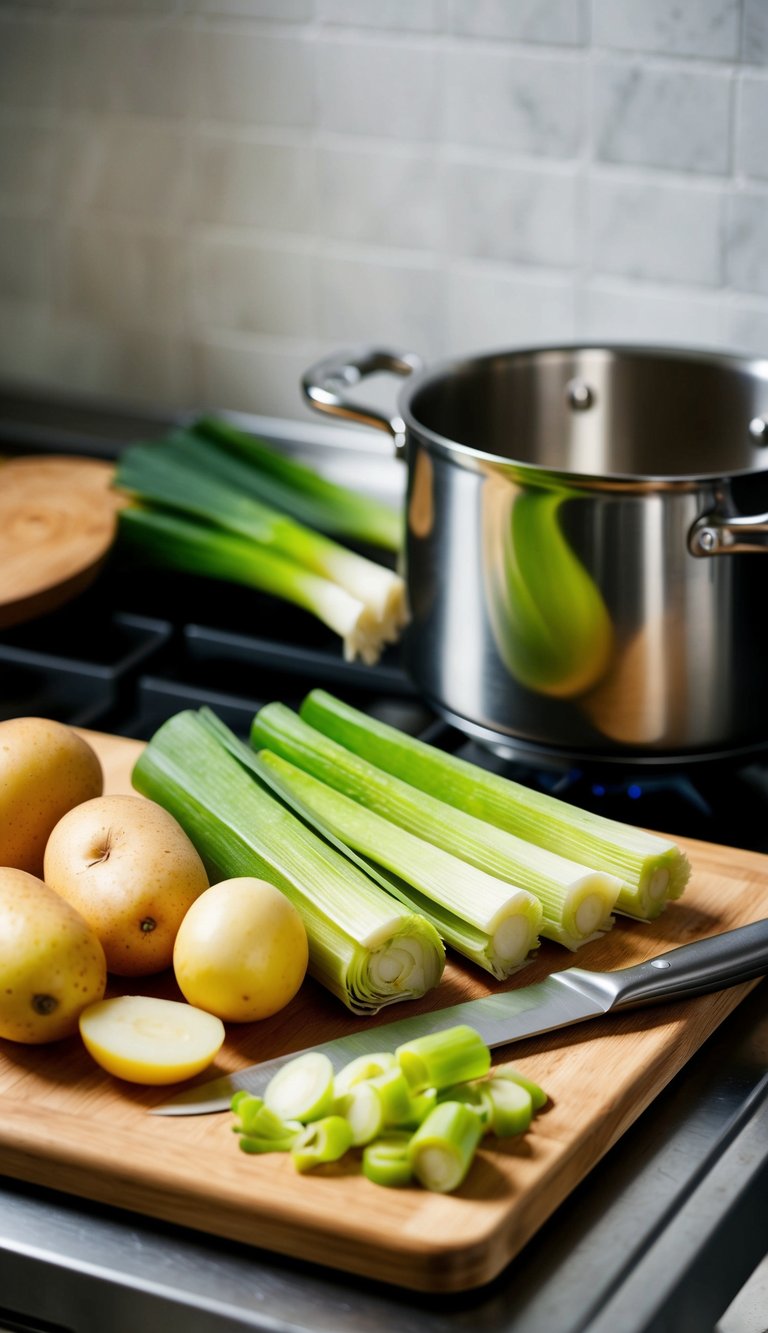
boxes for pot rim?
[396,341,768,489]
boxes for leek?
[490,1064,548,1111]
[253,749,542,979]
[396,1026,491,1094]
[407,1102,483,1194]
[191,416,402,553]
[250,703,621,951]
[131,710,445,1015]
[114,437,407,651]
[361,1134,413,1188]
[264,1053,336,1124]
[119,506,385,665]
[299,690,691,920]
[291,1116,354,1172]
[334,1082,384,1146]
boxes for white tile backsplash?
[725,192,768,298]
[579,280,725,347]
[189,132,313,229]
[736,75,768,178]
[316,35,440,141]
[445,263,575,352]
[444,159,579,268]
[589,176,725,287]
[592,0,741,61]
[60,18,197,117]
[315,144,446,250]
[447,0,588,47]
[191,236,315,335]
[198,29,314,126]
[0,3,767,420]
[442,47,585,158]
[315,252,444,354]
[58,224,187,329]
[317,0,441,32]
[594,59,733,175]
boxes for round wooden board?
[0,455,127,629]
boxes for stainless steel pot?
[302,344,768,764]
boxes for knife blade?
[151,917,768,1115]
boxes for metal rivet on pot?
[749,415,768,442]
[566,378,595,411]
[694,527,719,553]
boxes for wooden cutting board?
[0,456,125,628]
[0,729,766,1293]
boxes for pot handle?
[689,509,768,555]
[302,347,423,457]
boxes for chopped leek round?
[490,1064,548,1111]
[264,1052,335,1124]
[334,1051,397,1094]
[396,1026,491,1095]
[334,1081,384,1146]
[408,1102,484,1194]
[291,1115,354,1172]
[362,1133,413,1188]
[485,1080,533,1138]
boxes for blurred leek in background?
[114,418,406,665]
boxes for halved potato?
[79,995,225,1085]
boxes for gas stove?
[0,386,766,1333]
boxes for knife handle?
[574,918,768,1012]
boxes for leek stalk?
[250,703,622,950]
[131,710,445,1015]
[119,506,385,664]
[299,690,692,920]
[192,416,402,553]
[253,748,542,979]
[114,438,407,651]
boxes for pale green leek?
[119,506,385,664]
[192,416,402,553]
[250,703,622,951]
[396,1026,491,1095]
[361,1134,413,1188]
[299,690,692,920]
[291,1116,354,1172]
[253,748,542,979]
[407,1102,483,1194]
[114,437,407,651]
[131,710,445,1015]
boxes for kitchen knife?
[151,918,768,1115]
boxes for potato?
[173,877,308,1022]
[0,867,107,1043]
[43,794,209,977]
[79,995,225,1085]
[0,716,103,876]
